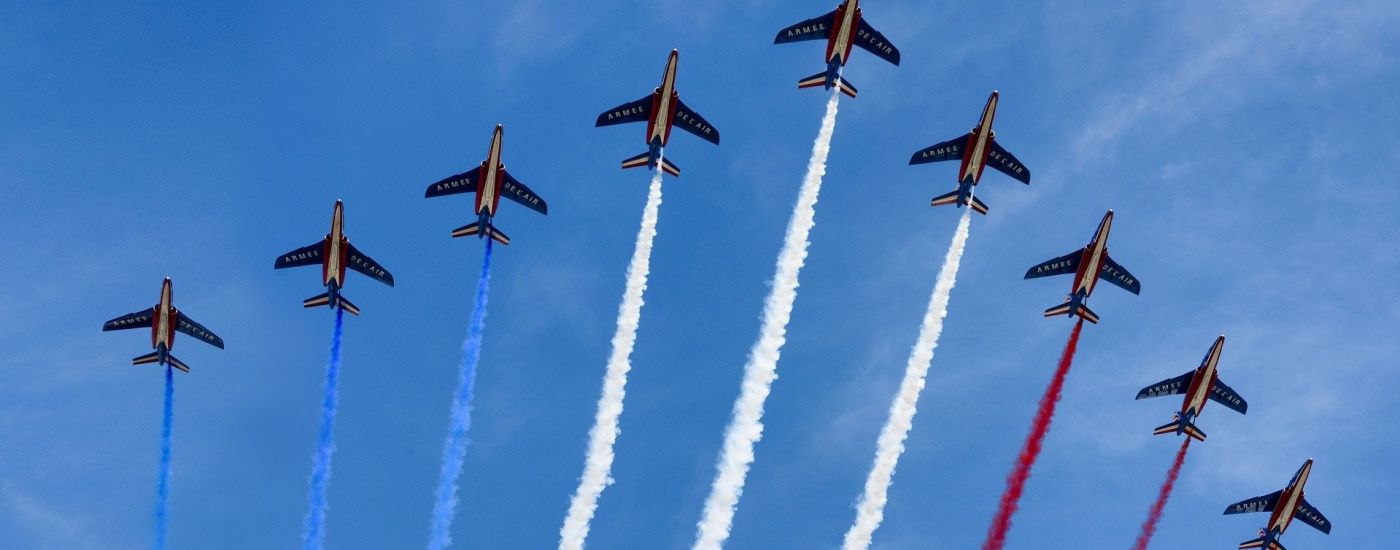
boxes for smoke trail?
[559,158,665,550]
[981,319,1085,550]
[1130,439,1192,550]
[153,365,174,550]
[843,208,974,550]
[693,89,841,550]
[303,307,345,550]
[428,239,495,550]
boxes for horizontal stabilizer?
[660,157,680,177]
[797,72,858,98]
[167,354,190,373]
[303,292,360,316]
[133,351,161,365]
[1238,537,1285,550]
[930,189,962,207]
[621,152,652,170]
[970,196,989,215]
[1045,301,1099,324]
[451,222,482,239]
[1153,419,1206,441]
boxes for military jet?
[102,277,223,372]
[425,125,547,245]
[1225,459,1332,549]
[274,200,394,315]
[773,0,900,97]
[909,91,1030,214]
[1024,210,1140,323]
[595,49,719,177]
[1135,335,1248,441]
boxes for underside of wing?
[1224,490,1282,515]
[910,134,969,165]
[425,170,477,198]
[1209,378,1249,414]
[854,19,901,65]
[346,242,395,287]
[1294,497,1332,534]
[274,241,324,270]
[176,312,224,349]
[673,98,719,145]
[596,95,652,127]
[501,169,548,215]
[1024,250,1081,280]
[1098,253,1142,294]
[988,139,1031,184]
[103,308,155,331]
[774,11,836,44]
[1136,371,1194,400]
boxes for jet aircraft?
[1225,459,1332,550]
[274,200,394,315]
[102,277,224,373]
[773,0,901,98]
[1135,335,1247,441]
[909,91,1030,214]
[425,125,547,245]
[595,49,719,177]
[1024,210,1140,323]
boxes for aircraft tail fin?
[930,191,989,214]
[452,222,510,245]
[1153,418,1207,441]
[304,292,360,316]
[1043,301,1099,324]
[797,71,858,98]
[621,152,679,177]
[1239,536,1285,550]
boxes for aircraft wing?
[988,140,1031,184]
[909,135,969,165]
[854,19,901,65]
[774,11,836,44]
[176,312,225,349]
[1224,490,1282,515]
[1135,371,1193,400]
[673,98,720,145]
[425,170,478,198]
[1294,497,1332,534]
[501,169,548,215]
[596,95,652,127]
[1098,253,1142,294]
[1024,250,1081,279]
[274,241,324,270]
[1209,378,1249,414]
[346,243,394,287]
[103,308,155,331]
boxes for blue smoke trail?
[153,365,174,550]
[427,239,494,550]
[303,307,345,550]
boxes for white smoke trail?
[558,157,666,550]
[842,208,974,550]
[692,90,840,550]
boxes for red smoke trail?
[981,319,1085,550]
[1130,438,1192,550]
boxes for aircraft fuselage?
[1070,210,1115,301]
[959,91,1000,185]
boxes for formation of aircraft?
[1225,459,1332,549]
[273,200,395,316]
[102,277,224,373]
[1135,335,1248,441]
[909,91,1030,214]
[595,49,719,178]
[773,0,900,98]
[425,124,548,245]
[1023,210,1140,324]
[96,5,1341,545]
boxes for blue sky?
[2,1,1398,548]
